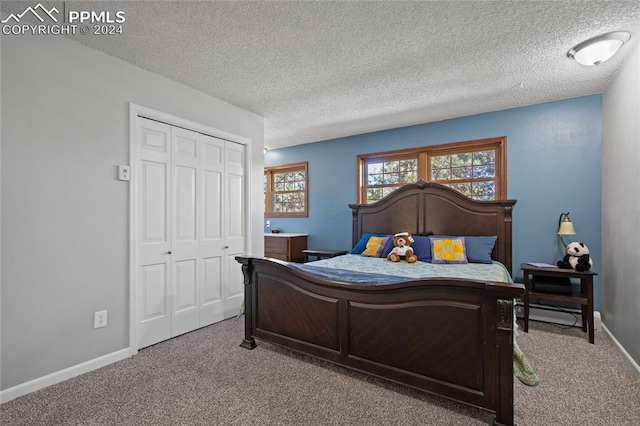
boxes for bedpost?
[349,203,360,247]
[494,298,515,426]
[503,206,514,275]
[237,257,257,350]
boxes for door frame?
[128,103,253,356]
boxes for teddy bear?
[557,241,593,272]
[387,232,417,263]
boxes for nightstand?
[520,263,597,344]
[302,249,348,262]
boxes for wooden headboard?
[348,181,517,274]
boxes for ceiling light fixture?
[568,31,631,66]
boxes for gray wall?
[602,41,640,367]
[1,35,265,390]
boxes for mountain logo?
[1,3,59,24]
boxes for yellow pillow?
[361,236,387,257]
[431,237,468,264]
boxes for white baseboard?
[602,323,640,376]
[0,348,130,404]
[515,303,601,331]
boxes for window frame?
[357,137,507,203]
[264,161,309,218]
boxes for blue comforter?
[289,254,513,284]
[292,263,410,284]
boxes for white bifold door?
[135,117,245,349]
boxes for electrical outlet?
[94,310,108,329]
[266,220,271,227]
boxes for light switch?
[118,165,130,181]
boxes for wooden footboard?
[237,256,525,426]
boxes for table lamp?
[557,212,576,248]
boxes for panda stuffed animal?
[557,242,593,272]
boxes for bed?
[236,181,524,426]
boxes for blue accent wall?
[266,95,602,308]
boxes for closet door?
[170,127,200,337]
[135,117,246,349]
[199,137,245,324]
[199,135,226,326]
[224,142,245,318]
[137,118,172,349]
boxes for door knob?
[224,246,229,249]
[167,250,173,254]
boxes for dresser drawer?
[265,252,289,261]
[265,236,288,254]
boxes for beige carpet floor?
[1,318,639,425]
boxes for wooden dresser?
[264,233,308,262]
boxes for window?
[264,162,308,217]
[362,156,418,203]
[358,137,506,203]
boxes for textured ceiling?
[5,1,640,148]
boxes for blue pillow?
[411,236,432,262]
[430,235,497,264]
[465,236,498,264]
[381,237,396,258]
[375,236,391,257]
[351,233,390,254]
